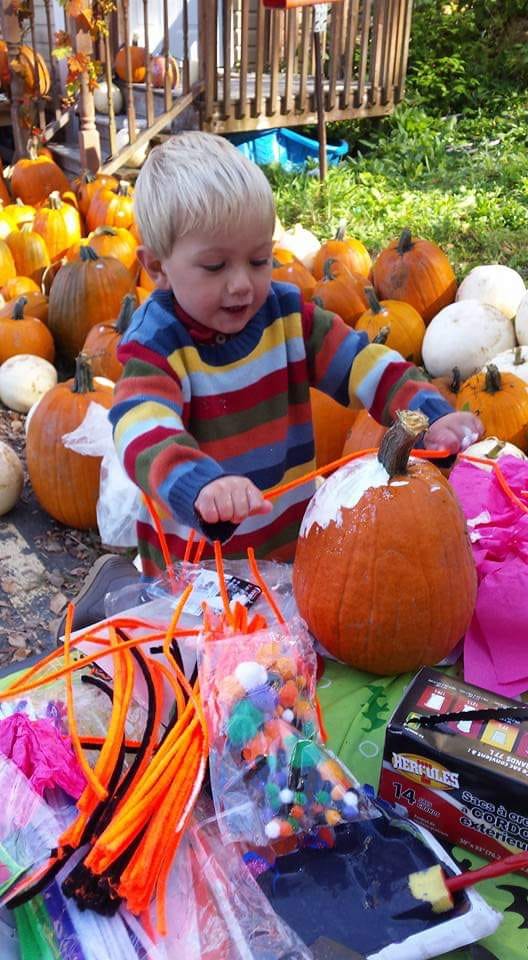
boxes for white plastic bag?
[62,402,140,547]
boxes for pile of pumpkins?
[0,143,153,527]
[273,219,528,471]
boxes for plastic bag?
[199,620,375,847]
[62,402,140,548]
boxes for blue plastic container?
[228,127,348,171]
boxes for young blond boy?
[104,131,481,581]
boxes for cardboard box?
[378,667,528,862]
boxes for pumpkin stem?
[72,353,95,394]
[484,440,506,460]
[372,324,390,345]
[485,363,502,394]
[335,219,347,242]
[450,366,461,394]
[92,226,118,237]
[48,190,62,209]
[115,293,138,334]
[397,229,413,256]
[377,409,429,479]
[117,180,130,196]
[323,258,338,281]
[12,296,27,320]
[365,286,383,315]
[514,346,524,366]
[27,138,40,162]
[80,246,100,263]
[81,171,97,185]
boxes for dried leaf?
[8,632,28,648]
[0,579,16,595]
[49,593,67,615]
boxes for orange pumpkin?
[136,286,150,303]
[11,143,70,207]
[355,287,426,364]
[272,249,316,301]
[26,354,114,529]
[312,224,372,280]
[86,180,135,233]
[33,191,82,262]
[3,198,36,229]
[0,290,49,325]
[82,292,138,381]
[0,171,10,206]
[0,39,9,91]
[0,295,55,363]
[0,203,18,241]
[455,364,528,451]
[341,409,387,456]
[74,171,119,218]
[293,410,476,674]
[150,54,180,89]
[312,259,368,327]
[310,388,359,469]
[430,367,463,405]
[138,266,155,291]
[11,45,51,95]
[85,225,138,272]
[372,229,457,324]
[0,238,16,286]
[48,246,136,362]
[5,225,50,283]
[1,276,40,301]
[114,38,146,83]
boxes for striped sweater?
[110,282,453,578]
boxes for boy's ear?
[137,246,171,290]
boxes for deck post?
[75,2,102,172]
[1,0,28,158]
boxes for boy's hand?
[424,412,484,455]
[195,476,273,525]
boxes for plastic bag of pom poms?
[0,755,76,903]
[199,620,377,847]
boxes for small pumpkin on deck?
[82,292,137,381]
[26,354,114,530]
[455,363,528,452]
[372,229,457,324]
[312,258,368,327]
[312,222,372,280]
[293,410,477,675]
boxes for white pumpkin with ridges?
[278,224,320,272]
[515,291,528,345]
[463,436,527,471]
[0,440,24,515]
[0,354,57,413]
[488,345,528,385]
[456,264,526,320]
[422,300,515,380]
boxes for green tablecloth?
[317,659,528,960]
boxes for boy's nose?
[227,268,252,296]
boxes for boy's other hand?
[195,476,273,525]
[424,412,484,455]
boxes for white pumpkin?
[488,345,528,385]
[93,80,124,116]
[456,264,526,320]
[278,223,320,271]
[463,436,527,471]
[0,440,24,515]
[115,126,148,169]
[0,354,57,413]
[514,291,528,345]
[273,215,284,245]
[422,300,516,380]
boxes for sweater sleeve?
[109,335,228,531]
[301,299,453,426]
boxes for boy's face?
[139,221,273,335]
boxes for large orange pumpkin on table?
[47,246,136,362]
[10,45,51,95]
[74,171,119,218]
[26,354,114,530]
[312,223,372,280]
[455,363,528,452]
[355,287,426,365]
[0,295,55,363]
[86,180,134,232]
[5,224,50,283]
[33,191,82,262]
[293,410,476,675]
[372,229,457,324]
[11,142,70,207]
[312,259,368,327]
[82,292,138,381]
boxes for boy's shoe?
[52,554,140,645]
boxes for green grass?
[269,97,528,282]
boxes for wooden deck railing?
[0,0,413,173]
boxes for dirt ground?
[0,405,108,667]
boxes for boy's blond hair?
[134,131,276,260]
